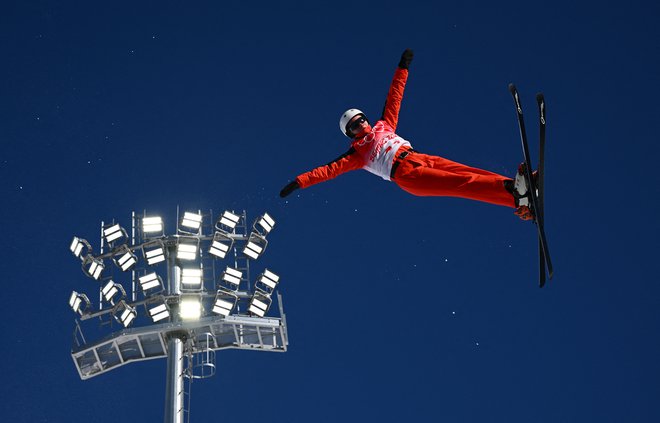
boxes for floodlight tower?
[69,209,287,423]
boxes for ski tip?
[508,83,517,94]
[536,92,545,103]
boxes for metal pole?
[164,248,184,423]
[164,336,184,423]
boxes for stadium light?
[180,211,202,233]
[254,213,275,236]
[209,231,234,259]
[82,255,104,280]
[142,216,163,234]
[248,292,272,318]
[147,297,170,323]
[243,232,267,260]
[103,223,127,245]
[69,291,91,315]
[177,239,198,261]
[255,269,280,296]
[70,237,91,259]
[114,247,138,272]
[114,300,137,327]
[68,208,288,423]
[216,210,240,232]
[139,272,164,296]
[221,266,242,290]
[181,268,203,290]
[101,280,126,305]
[179,296,202,320]
[212,290,238,317]
[143,241,167,265]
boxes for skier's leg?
[393,153,515,208]
[423,154,508,178]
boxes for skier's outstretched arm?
[279,148,364,197]
[380,49,413,130]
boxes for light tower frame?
[69,208,288,423]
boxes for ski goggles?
[347,116,368,132]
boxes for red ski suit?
[295,68,516,208]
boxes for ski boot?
[509,163,538,221]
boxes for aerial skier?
[279,49,536,220]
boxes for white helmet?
[339,108,367,138]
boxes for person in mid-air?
[279,49,535,220]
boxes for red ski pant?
[392,152,516,208]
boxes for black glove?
[279,180,300,198]
[398,49,414,69]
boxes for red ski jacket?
[296,68,412,188]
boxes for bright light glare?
[143,216,163,233]
[181,268,202,288]
[179,298,201,320]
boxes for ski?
[536,93,548,287]
[508,84,553,286]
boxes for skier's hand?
[279,180,300,198]
[398,49,414,69]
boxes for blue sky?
[1,1,659,422]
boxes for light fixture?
[179,296,202,320]
[216,210,240,231]
[113,247,137,272]
[70,237,91,259]
[103,223,127,245]
[212,290,238,317]
[209,231,234,259]
[143,241,167,265]
[177,240,198,261]
[242,232,267,260]
[82,255,104,280]
[254,212,275,236]
[142,216,163,234]
[139,272,164,296]
[248,292,272,318]
[221,266,242,290]
[181,268,202,290]
[255,269,280,295]
[69,291,91,315]
[101,281,126,305]
[146,297,170,323]
[114,300,137,327]
[180,211,202,232]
